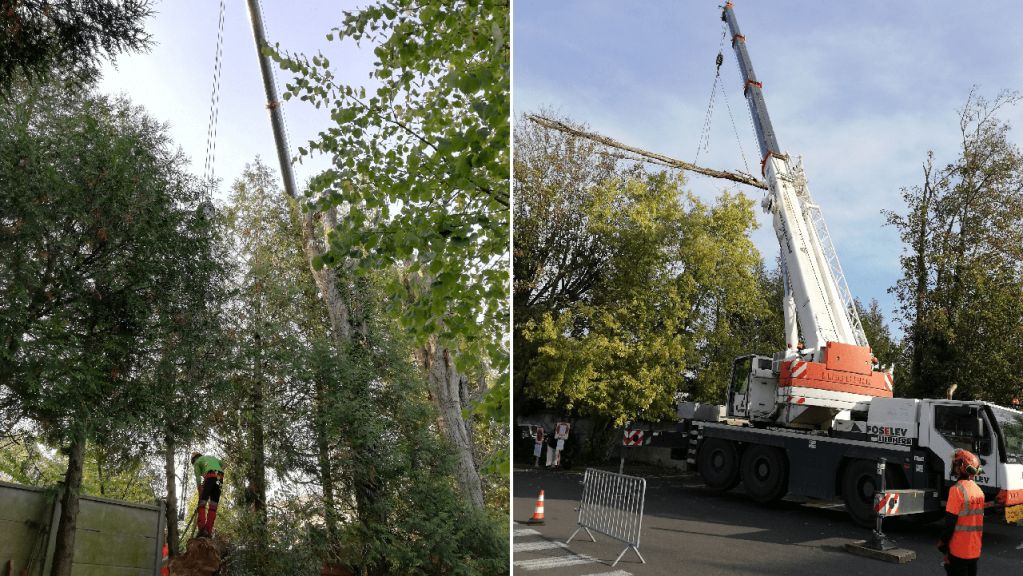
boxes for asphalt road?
[513,466,1023,576]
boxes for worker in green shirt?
[191,452,224,538]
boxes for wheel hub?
[756,459,770,480]
[712,451,725,470]
[858,476,877,500]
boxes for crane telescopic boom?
[722,1,863,354]
[719,2,892,428]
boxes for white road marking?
[514,554,599,570]
[514,527,542,537]
[1017,541,1023,550]
[796,536,854,547]
[578,571,632,576]
[682,483,706,488]
[513,540,569,552]
[801,501,846,510]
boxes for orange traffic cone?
[526,489,545,525]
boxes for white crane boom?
[721,3,866,355]
[718,2,892,428]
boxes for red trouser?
[197,472,223,534]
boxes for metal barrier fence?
[566,468,647,567]
[0,480,165,576]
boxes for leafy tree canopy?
[0,0,153,90]
[267,0,510,375]
[887,89,1023,404]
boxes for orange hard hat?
[952,448,981,478]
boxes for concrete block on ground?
[844,540,916,563]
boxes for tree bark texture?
[163,433,179,557]
[415,336,485,510]
[50,423,86,576]
[300,208,352,347]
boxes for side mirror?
[973,417,985,438]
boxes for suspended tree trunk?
[163,432,179,556]
[528,114,768,190]
[50,422,86,576]
[415,336,485,511]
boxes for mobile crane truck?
[671,2,1023,527]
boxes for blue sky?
[513,0,1023,339]
[99,0,378,201]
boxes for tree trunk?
[314,375,339,555]
[163,433,179,556]
[297,207,352,347]
[248,329,268,570]
[910,158,933,395]
[50,423,86,576]
[416,336,485,510]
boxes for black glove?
[936,540,949,554]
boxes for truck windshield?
[989,406,1023,464]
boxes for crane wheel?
[740,445,789,503]
[840,459,905,527]
[697,438,741,492]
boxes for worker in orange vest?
[937,448,984,576]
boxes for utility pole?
[245,0,299,199]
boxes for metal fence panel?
[0,480,163,576]
[567,468,646,567]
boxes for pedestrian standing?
[533,426,545,467]
[554,418,571,467]
[938,449,985,576]
[546,426,557,467]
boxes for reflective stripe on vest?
[950,480,984,559]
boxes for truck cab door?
[728,356,752,419]
[922,403,1000,489]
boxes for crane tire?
[840,459,905,527]
[697,438,741,492]
[740,445,789,503]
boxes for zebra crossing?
[512,523,633,576]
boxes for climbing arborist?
[937,448,985,576]
[191,451,225,538]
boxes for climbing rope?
[202,0,227,200]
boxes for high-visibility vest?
[946,479,984,559]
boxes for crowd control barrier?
[566,468,647,567]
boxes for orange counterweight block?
[780,342,893,399]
